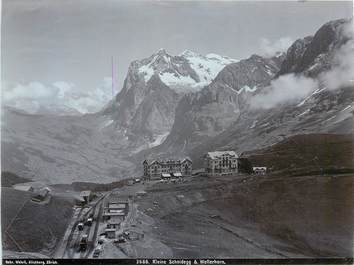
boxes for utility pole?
[111,56,114,99]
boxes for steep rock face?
[278,18,351,77]
[276,36,313,76]
[141,19,354,165]
[215,54,284,90]
[188,85,354,168]
[102,49,237,146]
[126,75,180,141]
[3,18,353,183]
[153,54,285,155]
[186,19,354,167]
[1,49,238,183]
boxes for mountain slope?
[1,50,238,183]
[186,18,354,167]
[243,133,354,176]
[141,54,285,158]
[277,18,351,77]
[102,49,237,147]
[1,107,136,183]
[138,18,354,168]
[2,19,353,183]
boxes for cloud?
[249,74,318,109]
[251,20,354,110]
[259,37,293,57]
[2,78,118,114]
[319,20,354,90]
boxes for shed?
[80,190,93,203]
[253,167,267,175]
[13,184,34,192]
[105,228,116,239]
[103,211,126,221]
[32,187,50,202]
[108,202,127,209]
[107,216,122,229]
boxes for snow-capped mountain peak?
[180,49,201,57]
[136,49,238,93]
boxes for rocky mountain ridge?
[138,18,354,165]
[2,18,353,183]
[101,49,238,148]
[149,53,285,157]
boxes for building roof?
[144,157,192,166]
[108,209,124,214]
[108,203,127,209]
[13,184,33,192]
[103,211,126,216]
[207,151,238,159]
[80,190,91,197]
[253,167,267,170]
[34,188,50,198]
[182,157,192,163]
[108,216,122,224]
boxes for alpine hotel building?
[143,158,192,180]
[205,151,239,175]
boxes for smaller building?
[107,216,121,229]
[103,201,128,221]
[108,202,127,209]
[32,187,51,202]
[80,190,93,203]
[103,211,126,221]
[253,167,267,175]
[13,184,34,192]
[105,228,116,239]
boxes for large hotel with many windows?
[143,158,192,180]
[204,151,239,175]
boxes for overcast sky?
[1,0,353,113]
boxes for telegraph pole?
[111,56,114,99]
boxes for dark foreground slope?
[123,134,354,258]
[1,187,74,256]
[134,173,353,258]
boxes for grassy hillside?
[1,187,74,256]
[220,174,354,257]
[243,134,354,176]
[137,173,353,257]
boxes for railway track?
[63,192,111,259]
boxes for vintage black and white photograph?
[1,0,354,262]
